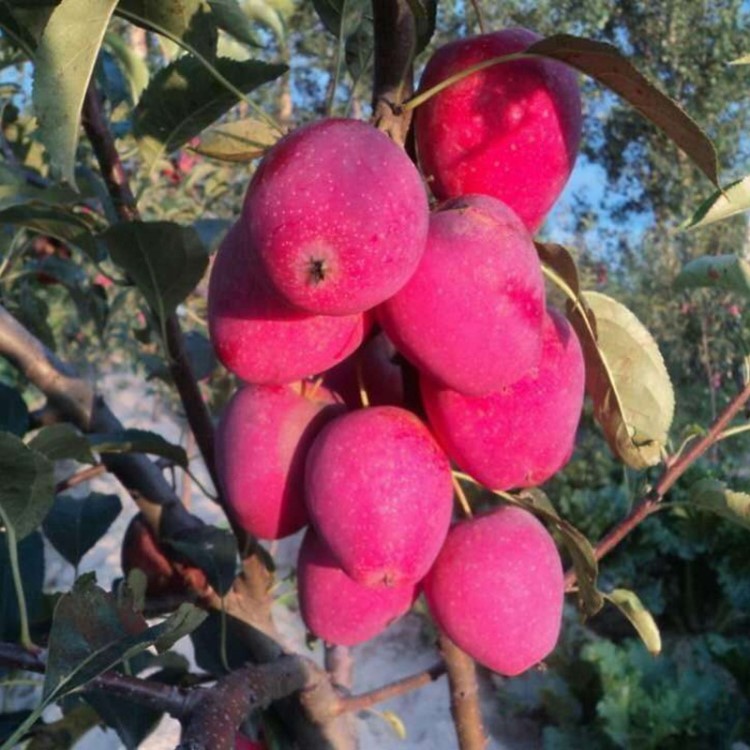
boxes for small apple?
[208,222,366,385]
[423,506,564,676]
[414,28,582,232]
[121,514,208,597]
[243,118,429,315]
[297,529,417,645]
[305,406,454,587]
[216,383,343,540]
[379,194,545,395]
[421,307,584,490]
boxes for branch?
[439,634,487,750]
[371,0,416,146]
[55,464,107,494]
[81,82,222,502]
[565,378,750,588]
[337,661,446,714]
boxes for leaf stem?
[0,506,33,650]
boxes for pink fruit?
[243,118,429,315]
[216,384,343,540]
[208,222,365,384]
[321,331,404,409]
[297,529,417,645]
[305,406,454,587]
[414,28,582,232]
[379,194,545,395]
[424,506,564,676]
[422,308,584,489]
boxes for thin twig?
[55,464,107,494]
[337,662,446,714]
[565,378,750,588]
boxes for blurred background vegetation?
[1,0,750,746]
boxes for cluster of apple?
[206,28,586,677]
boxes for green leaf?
[0,2,38,57]
[104,31,149,102]
[31,0,119,186]
[729,53,750,65]
[190,117,279,162]
[28,424,96,464]
[42,493,122,568]
[569,291,674,470]
[0,383,29,437]
[88,429,188,467]
[0,163,79,211]
[506,488,603,617]
[682,177,750,230]
[527,34,720,188]
[404,0,436,54]
[604,588,662,655]
[344,15,373,81]
[165,524,239,595]
[116,0,217,60]
[0,202,99,261]
[133,55,286,171]
[688,478,750,530]
[43,576,205,702]
[209,0,261,47]
[99,221,208,325]
[674,254,750,297]
[0,432,55,540]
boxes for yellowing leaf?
[688,478,750,530]
[570,292,674,469]
[191,118,280,162]
[683,176,750,230]
[605,588,661,655]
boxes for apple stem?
[452,472,474,517]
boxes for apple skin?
[378,194,545,396]
[297,529,417,646]
[216,384,343,540]
[305,406,454,587]
[414,28,582,233]
[424,506,564,676]
[208,222,365,385]
[121,514,208,597]
[242,118,429,316]
[421,307,584,490]
[321,331,404,409]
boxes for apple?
[216,383,343,540]
[379,194,545,395]
[423,506,564,676]
[208,222,366,385]
[297,529,417,645]
[235,733,265,750]
[121,514,208,597]
[321,331,404,409]
[305,406,454,587]
[421,307,585,489]
[243,118,429,315]
[414,28,582,232]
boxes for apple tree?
[1,0,749,748]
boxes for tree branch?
[55,464,107,494]
[439,634,487,750]
[337,661,446,714]
[372,0,416,146]
[565,378,750,589]
[81,81,222,502]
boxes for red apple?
[414,28,582,232]
[208,222,366,385]
[305,406,454,587]
[297,529,417,645]
[243,118,429,315]
[421,308,584,490]
[216,383,343,540]
[379,194,545,395]
[424,506,564,676]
